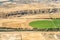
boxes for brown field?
[0,3,60,14]
[0,13,59,28]
[0,31,60,40]
[0,18,45,28]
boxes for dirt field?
[0,18,45,28]
[0,3,60,14]
[0,13,59,28]
[0,3,60,28]
[0,3,60,40]
[0,31,60,40]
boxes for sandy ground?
[0,3,60,14]
[0,13,59,28]
[0,18,47,28]
[0,31,60,40]
[0,3,60,28]
[0,3,60,40]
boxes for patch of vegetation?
[29,19,60,28]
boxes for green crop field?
[53,19,60,28]
[29,19,60,28]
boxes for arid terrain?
[0,31,60,40]
[0,2,60,40]
[0,13,60,28]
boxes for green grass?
[29,19,60,28]
[53,19,60,28]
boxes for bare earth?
[0,31,60,40]
[0,3,60,40]
[0,3,60,28]
[0,13,59,28]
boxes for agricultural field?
[29,19,60,28]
